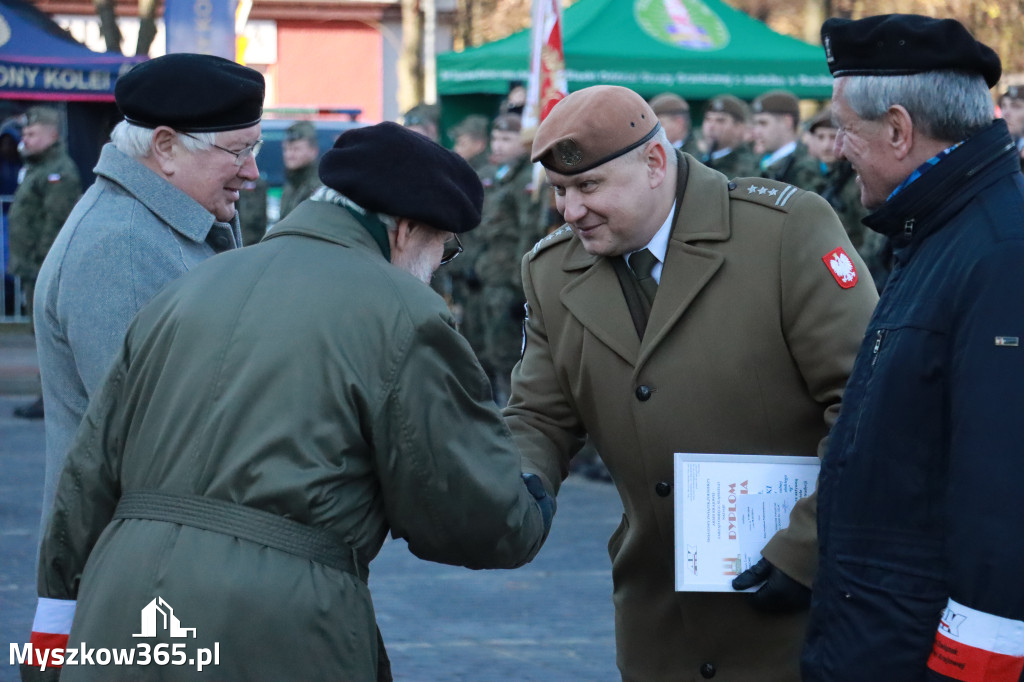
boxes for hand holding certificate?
[673,453,820,592]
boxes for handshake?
[522,473,556,536]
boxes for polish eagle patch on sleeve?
[823,247,858,288]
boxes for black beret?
[821,14,1001,88]
[319,122,484,234]
[115,53,265,132]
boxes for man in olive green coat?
[7,107,81,308]
[25,123,552,682]
[506,86,877,681]
[278,120,321,220]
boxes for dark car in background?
[258,111,366,224]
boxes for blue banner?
[164,0,235,60]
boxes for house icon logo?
[132,597,197,639]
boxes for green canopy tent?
[437,0,833,131]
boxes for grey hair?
[109,120,217,159]
[840,71,994,142]
[631,126,678,167]
[309,185,397,230]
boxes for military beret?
[821,14,1001,88]
[704,94,750,123]
[532,85,660,175]
[807,107,835,133]
[649,93,690,116]
[319,122,483,234]
[752,90,800,120]
[25,106,59,127]
[1003,86,1023,102]
[492,113,522,133]
[115,53,265,132]
[285,121,317,143]
[403,103,440,129]
[448,114,489,140]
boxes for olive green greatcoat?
[32,200,547,681]
[703,143,758,179]
[505,154,878,682]
[278,161,321,220]
[7,141,81,288]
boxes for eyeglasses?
[179,131,263,166]
[440,234,463,265]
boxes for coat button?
[727,181,737,191]
[635,385,652,401]
[700,662,716,678]
[655,481,671,497]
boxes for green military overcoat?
[506,155,878,681]
[30,200,547,681]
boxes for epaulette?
[728,177,804,212]
[529,224,574,260]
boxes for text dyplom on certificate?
[673,453,820,592]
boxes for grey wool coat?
[33,142,241,536]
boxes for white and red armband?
[928,598,1024,681]
[29,597,76,668]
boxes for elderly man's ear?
[150,126,182,175]
[885,105,915,161]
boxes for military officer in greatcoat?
[505,85,878,681]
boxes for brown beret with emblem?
[649,92,689,116]
[703,94,750,123]
[751,90,800,121]
[532,85,660,175]
[807,106,834,133]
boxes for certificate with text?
[673,453,820,592]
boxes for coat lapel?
[639,156,730,368]
[560,242,641,365]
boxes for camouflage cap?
[751,90,800,120]
[649,92,690,116]
[531,85,660,176]
[285,120,317,143]
[25,107,60,127]
[703,94,750,123]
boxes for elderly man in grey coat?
[32,53,266,540]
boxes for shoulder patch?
[729,177,803,212]
[529,224,573,259]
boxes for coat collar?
[558,152,729,366]
[94,143,232,246]
[263,199,389,262]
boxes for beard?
[392,247,436,285]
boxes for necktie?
[629,249,659,305]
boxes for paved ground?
[0,329,623,681]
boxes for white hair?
[840,71,994,142]
[109,120,217,159]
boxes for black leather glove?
[522,473,556,536]
[731,558,811,614]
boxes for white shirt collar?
[626,200,675,284]
[761,140,797,168]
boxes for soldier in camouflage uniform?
[700,94,757,178]
[450,114,491,173]
[807,107,888,289]
[751,90,823,192]
[8,107,81,309]
[236,174,268,245]
[473,113,544,404]
[8,107,82,419]
[649,92,701,157]
[279,121,321,220]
